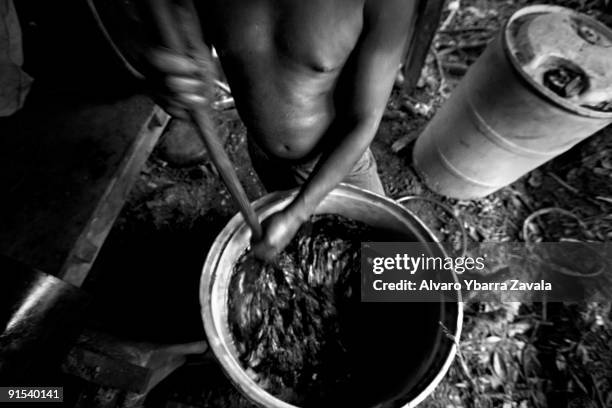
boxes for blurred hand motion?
[147,48,208,119]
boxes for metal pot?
[200,184,462,408]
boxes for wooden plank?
[62,329,207,394]
[402,0,445,92]
[0,93,169,286]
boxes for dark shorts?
[248,138,385,195]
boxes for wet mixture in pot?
[228,214,381,406]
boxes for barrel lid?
[505,5,612,116]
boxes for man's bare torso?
[199,0,366,160]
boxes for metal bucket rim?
[503,4,612,119]
[199,184,463,408]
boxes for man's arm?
[252,0,415,260]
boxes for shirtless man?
[150,0,416,260]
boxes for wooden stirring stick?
[148,0,263,241]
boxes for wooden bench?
[0,92,168,286]
[0,91,169,385]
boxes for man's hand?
[251,208,305,262]
[147,48,209,119]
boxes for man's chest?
[201,0,365,72]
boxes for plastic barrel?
[413,5,612,199]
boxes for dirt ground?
[87,1,612,407]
